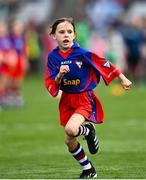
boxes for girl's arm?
[55,65,70,85]
[118,73,132,90]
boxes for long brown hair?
[50,17,76,35]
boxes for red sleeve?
[45,66,60,97]
[45,56,60,97]
[91,53,121,85]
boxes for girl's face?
[53,21,76,51]
[11,21,24,36]
[0,22,8,37]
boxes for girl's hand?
[59,65,70,76]
[0,52,4,64]
[55,65,70,85]
[119,73,132,90]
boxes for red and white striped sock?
[69,142,91,170]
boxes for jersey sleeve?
[45,54,59,97]
[84,52,121,85]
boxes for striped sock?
[77,125,90,136]
[69,142,91,170]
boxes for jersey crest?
[75,60,82,69]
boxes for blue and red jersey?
[8,34,27,78]
[0,36,13,52]
[0,36,16,71]
[0,36,13,74]
[45,42,121,125]
[0,35,27,78]
[10,34,27,58]
[45,42,121,96]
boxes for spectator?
[120,19,144,80]
[26,21,42,74]
[105,22,127,73]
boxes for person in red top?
[7,20,28,107]
[0,20,28,108]
[45,17,132,179]
[0,21,17,108]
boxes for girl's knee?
[64,125,78,137]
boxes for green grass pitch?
[0,75,146,179]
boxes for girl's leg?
[0,75,11,107]
[64,113,97,178]
[65,134,92,170]
[7,78,24,107]
[64,113,85,137]
[64,113,99,155]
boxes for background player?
[8,19,28,108]
[0,21,17,108]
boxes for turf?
[0,75,146,179]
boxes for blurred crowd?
[0,0,146,109]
